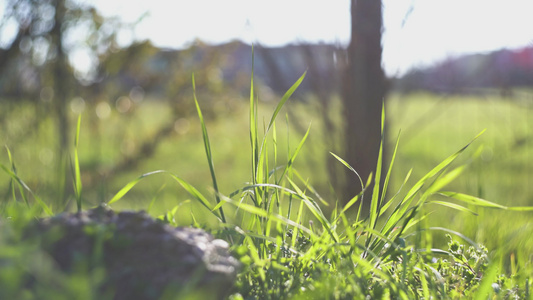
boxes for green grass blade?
[255,121,267,206]
[379,168,412,216]
[506,206,533,211]
[424,227,479,248]
[272,121,278,176]
[107,170,221,219]
[243,235,266,281]
[264,166,277,237]
[192,74,226,223]
[292,168,328,206]
[378,130,401,217]
[277,123,312,185]
[439,191,507,209]
[332,192,362,226]
[211,195,227,212]
[473,262,500,300]
[255,71,306,197]
[0,161,53,216]
[5,146,16,202]
[249,47,259,185]
[265,71,306,134]
[165,172,223,219]
[30,194,53,216]
[427,200,478,215]
[229,183,304,200]
[108,170,166,205]
[423,165,467,197]
[291,200,305,249]
[73,114,83,213]
[286,177,338,243]
[330,152,364,193]
[4,146,27,207]
[416,267,431,300]
[219,193,317,238]
[349,250,394,284]
[439,191,533,211]
[330,151,367,220]
[383,130,486,234]
[369,106,385,230]
[147,183,167,214]
[340,213,358,249]
[402,211,433,235]
[405,129,485,204]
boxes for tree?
[342,0,386,213]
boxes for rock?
[30,205,239,300]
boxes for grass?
[194,73,532,298]
[1,69,532,298]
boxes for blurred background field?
[1,0,533,276]
[2,88,532,255]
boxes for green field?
[1,90,532,297]
[387,92,533,267]
[2,92,532,237]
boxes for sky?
[4,0,533,76]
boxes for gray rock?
[31,205,239,300]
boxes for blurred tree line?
[396,47,533,95]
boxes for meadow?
[1,82,532,298]
[388,92,533,274]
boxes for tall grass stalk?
[192,74,226,223]
[72,114,83,213]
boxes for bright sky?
[7,0,533,76]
